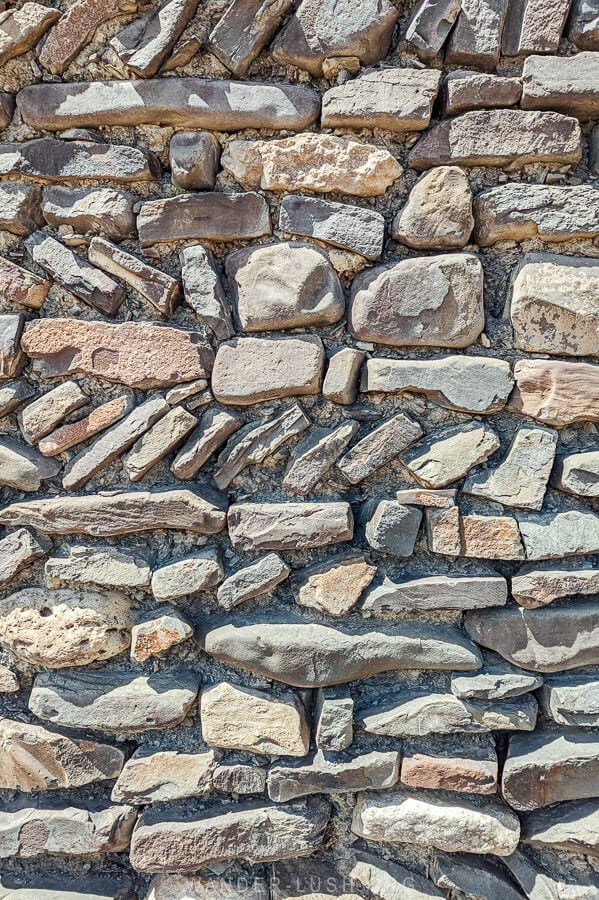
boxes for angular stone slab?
[283,421,359,495]
[17,78,320,131]
[0,380,35,416]
[208,0,293,75]
[0,314,25,380]
[0,437,61,491]
[19,380,88,445]
[509,358,599,427]
[0,138,158,183]
[172,407,243,480]
[138,192,270,246]
[445,0,509,70]
[361,355,514,414]
[179,245,233,341]
[124,405,197,483]
[0,183,42,237]
[212,335,324,405]
[88,237,180,317]
[322,348,365,405]
[337,413,422,484]
[151,549,223,602]
[404,0,461,60]
[203,620,482,687]
[315,687,353,752]
[551,450,599,497]
[130,606,193,662]
[465,603,599,672]
[460,514,525,561]
[112,748,216,806]
[21,318,214,389]
[279,196,385,260]
[432,853,525,900]
[0,257,49,310]
[442,70,522,116]
[268,750,400,802]
[292,554,375,616]
[363,573,507,613]
[217,553,290,610]
[38,395,134,457]
[111,0,197,77]
[392,166,474,251]
[321,68,440,133]
[46,543,151,590]
[0,487,226,536]
[227,501,352,551]
[521,52,599,119]
[29,669,200,733]
[502,0,571,55]
[539,675,599,727]
[402,421,500,489]
[365,502,422,558]
[0,3,60,66]
[569,0,599,50]
[522,799,599,857]
[451,664,543,701]
[408,109,582,169]
[503,849,599,900]
[170,131,220,191]
[0,528,50,588]
[511,565,599,608]
[401,745,498,796]
[519,509,599,559]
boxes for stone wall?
[0,0,598,897]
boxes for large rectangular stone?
[521,52,599,119]
[279,195,385,260]
[137,193,271,246]
[445,0,509,70]
[227,502,353,551]
[0,138,159,183]
[508,358,599,427]
[502,0,571,55]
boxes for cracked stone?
[111,0,198,77]
[112,748,216,805]
[404,0,461,60]
[45,543,151,589]
[337,413,422,484]
[41,186,136,242]
[283,421,359,495]
[131,606,194,662]
[451,664,543,701]
[179,245,234,341]
[538,674,599,727]
[0,528,51,589]
[123,405,198,483]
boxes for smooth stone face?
[38,396,135,457]
[279,196,385,260]
[509,358,599,427]
[227,501,353,551]
[292,555,376,616]
[552,451,599,497]
[337,413,422,484]
[203,620,482,687]
[445,0,508,70]
[112,749,216,805]
[0,529,50,589]
[208,0,293,75]
[502,0,571,54]
[352,791,520,856]
[111,0,197,77]
[321,68,440,132]
[512,565,599,608]
[432,853,525,900]
[521,799,599,857]
[465,603,599,672]
[226,242,344,332]
[151,550,223,602]
[363,574,507,613]
[200,681,309,757]
[401,745,498,795]
[283,421,360,495]
[0,438,61,491]
[88,237,181,317]
[29,669,200,733]
[451,665,543,701]
[402,421,500,489]
[46,544,151,589]
[179,245,234,342]
[0,138,158,183]
[538,675,599,726]
[315,687,353,752]
[169,131,220,191]
[129,798,330,872]
[0,717,124,791]
[21,319,214,389]
[502,729,599,810]
[217,553,290,610]
[137,192,271,246]
[19,381,88,445]
[172,407,242,480]
[518,509,599,559]
[267,750,400,802]
[271,0,398,76]
[405,0,462,58]
[130,607,194,662]
[0,258,49,310]
[569,0,599,49]
[0,183,42,236]
[442,70,522,115]
[0,3,60,65]
[41,186,136,241]
[322,348,365,405]
[349,253,484,348]
[350,852,443,900]
[521,52,599,119]
[365,502,422,558]
[392,167,474,250]
[408,109,582,169]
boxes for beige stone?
[112,749,216,805]
[292,555,376,616]
[227,501,353,551]
[131,607,194,662]
[0,3,59,66]
[521,52,599,120]
[0,257,49,310]
[402,421,500,488]
[508,358,599,427]
[460,515,525,560]
[124,406,198,482]
[18,381,88,445]
[393,167,474,250]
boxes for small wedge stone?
[280,196,385,260]
[88,237,180,317]
[172,407,242,479]
[402,421,500,488]
[151,549,223,601]
[292,554,376,616]
[283,421,359,495]
[131,606,194,662]
[217,553,290,610]
[18,381,88,445]
[0,380,35,416]
[337,413,422,484]
[169,131,220,191]
[0,257,49,310]
[0,528,51,588]
[179,244,234,341]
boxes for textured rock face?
[442,70,522,115]
[402,421,500,488]
[112,749,216,805]
[280,195,385,260]
[393,167,474,250]
[267,750,400,802]
[508,358,599,426]
[363,573,507,613]
[445,0,509,70]
[401,746,498,794]
[227,501,353,551]
[0,138,159,183]
[521,52,599,118]
[292,555,375,615]
[337,413,422,483]
[137,192,271,246]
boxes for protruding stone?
[502,0,570,55]
[172,407,243,480]
[445,0,509,70]
[38,395,134,457]
[512,565,599,608]
[0,138,158,183]
[402,421,500,488]
[363,573,507,613]
[409,109,582,169]
[0,314,24,380]
[169,131,220,191]
[212,763,266,796]
[432,853,525,900]
[509,358,599,427]
[137,192,271,246]
[89,237,180,317]
[393,167,474,251]
[208,0,292,75]
[0,528,50,588]
[217,553,290,610]
[0,184,42,237]
[551,450,599,497]
[521,799,599,857]
[19,381,88,445]
[112,749,216,806]
[404,0,461,60]
[0,437,61,491]
[451,664,543,701]
[337,413,422,484]
[227,501,352,551]
[569,0,599,50]
[280,196,385,260]
[41,186,135,242]
[292,554,375,616]
[131,606,194,662]
[365,502,422,558]
[400,488,458,506]
[402,744,498,795]
[315,687,353,752]
[349,253,484,348]
[151,549,223,602]
[283,421,360,495]
[268,750,400,802]
[442,70,522,115]
[460,514,525,561]
[519,509,599,559]
[538,675,599,727]
[46,543,150,589]
[0,3,60,66]
[322,348,365,405]
[0,257,49,310]
[521,52,599,119]
[123,405,198,483]
[179,245,234,341]
[29,669,200,733]
[111,0,199,77]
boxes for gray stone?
[272,860,362,900]
[137,192,271,246]
[321,68,440,133]
[88,237,181,317]
[0,381,35,417]
[179,245,234,341]
[0,93,13,130]
[212,763,266,795]
[538,675,599,726]
[369,355,512,414]
[349,253,484,348]
[451,665,543,701]
[29,669,200,733]
[0,138,158,183]
[0,437,61,491]
[267,750,400,802]
[569,0,599,49]
[352,851,444,900]
[0,875,135,900]
[130,606,194,662]
[512,565,599,608]
[432,853,525,900]
[402,421,500,489]
[0,184,42,237]
[465,603,599,672]
[172,408,243,481]
[322,348,365,405]
[0,529,50,588]
[0,314,25,380]
[146,873,268,900]
[0,3,60,66]
[112,749,216,805]
[38,396,136,458]
[151,549,223,601]
[503,849,599,900]
[522,799,599,857]
[123,405,198,483]
[46,543,151,589]
[41,186,136,241]
[217,553,290,610]
[212,335,325,405]
[337,413,422,484]
[445,0,509,70]
[552,450,599,497]
[283,421,359,495]
[169,131,220,191]
[18,381,88,445]
[271,0,398,76]
[508,358,599,427]
[404,0,461,59]
[315,687,353,752]
[203,620,482,687]
[519,509,599,559]
[208,0,293,75]
[227,501,352,551]
[442,70,522,115]
[226,242,344,332]
[521,52,599,119]
[392,167,474,250]
[111,0,199,77]
[279,195,385,260]
[409,109,582,169]
[0,259,49,310]
[502,0,571,55]
[365,502,422,558]
[363,573,507,613]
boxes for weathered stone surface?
[217,553,290,610]
[271,0,398,76]
[38,395,134,457]
[402,745,498,795]
[445,0,508,70]
[146,873,269,900]
[0,437,61,491]
[0,716,124,792]
[452,664,543,701]
[172,407,242,479]
[337,413,422,484]
[460,514,525,561]
[404,0,461,59]
[363,573,507,613]
[110,0,199,77]
[322,348,365,405]
[402,421,500,488]
[512,565,599,608]
[293,555,375,616]
[351,852,443,900]
[0,380,34,417]
[179,245,234,341]
[208,0,292,75]
[124,405,198,483]
[89,237,180,317]
[503,729,599,810]
[393,167,474,250]
[521,52,599,119]
[0,92,14,130]
[212,763,266,796]
[315,686,353,752]
[502,0,571,55]
[46,543,150,589]
[21,319,214,389]
[396,489,458,507]
[350,253,483,348]
[152,549,223,602]
[268,750,400,802]
[222,134,403,198]
[38,0,136,74]
[29,669,200,733]
[432,853,525,900]
[131,606,194,662]
[442,70,522,115]
[0,801,136,859]
[0,874,137,900]
[522,799,599,857]
[409,110,582,169]
[17,78,320,131]
[426,506,461,556]
[41,185,135,242]
[0,257,49,310]
[509,358,599,427]
[503,849,599,900]
[352,791,520,856]
[569,0,599,50]
[519,509,599,559]
[112,749,215,805]
[130,797,330,872]
[0,138,158,183]
[552,450,599,497]
[213,335,324,406]
[137,192,271,246]
[0,314,25,380]
[362,355,514,414]
[0,487,226,536]
[0,528,50,588]
[203,620,481,687]
[228,501,352,551]
[322,68,440,133]
[272,860,362,900]
[538,675,599,726]
[365,502,422,558]
[280,196,385,261]
[465,603,599,672]
[283,421,359,495]
[169,131,220,191]
[0,184,42,237]
[19,381,88,445]
[0,3,59,66]
[201,681,309,756]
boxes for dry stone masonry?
[0,0,597,897]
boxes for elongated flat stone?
[18,381,88,445]
[446,0,508,70]
[0,257,49,310]
[29,669,200,733]
[361,355,513,414]
[0,488,226,536]
[146,874,268,900]
[217,553,290,610]
[0,528,50,588]
[442,70,522,115]
[0,3,60,66]
[512,565,599,608]
[503,849,599,900]
[404,0,461,60]
[0,314,24,380]
[268,750,400,802]
[179,245,234,341]
[151,549,223,601]
[337,413,422,484]
[208,0,292,75]
[38,0,136,75]
[522,52,599,119]
[137,192,271,246]
[283,421,360,494]
[112,748,216,806]
[279,196,385,260]
[519,509,599,559]
[38,395,134,457]
[451,664,543,701]
[0,437,60,491]
[0,138,158,183]
[502,0,571,55]
[46,543,150,589]
[465,603,599,672]
[21,318,214,389]
[228,501,352,551]
[522,799,599,857]
[272,860,362,900]
[509,358,599,427]
[124,405,197,482]
[539,675,599,726]
[409,109,582,169]
[0,874,135,900]
[111,0,197,77]
[293,554,375,616]
[16,79,320,131]
[402,744,498,795]
[402,421,500,489]
[88,237,180,317]
[551,450,599,497]
[0,183,42,236]
[363,573,507,613]
[172,407,243,480]
[203,620,481,687]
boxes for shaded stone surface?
[569,0,599,49]
[432,853,524,900]
[0,138,159,183]
[88,237,181,317]
[538,674,599,726]
[0,3,60,66]
[112,749,216,805]
[169,131,220,191]
[315,687,353,752]
[521,52,599,119]
[38,0,136,74]
[137,192,271,246]
[521,799,599,857]
[551,450,599,497]
[502,0,571,55]
[503,849,599,900]
[273,859,362,900]
[392,167,474,250]
[0,257,49,310]
[1,314,25,380]
[0,380,35,416]
[0,437,61,491]
[267,750,400,802]
[363,573,507,613]
[322,348,365,405]
[365,502,422,558]
[208,0,293,75]
[111,0,197,78]
[146,873,268,900]
[19,381,88,445]
[0,528,50,588]
[38,396,134,457]
[283,421,360,495]
[445,0,509,71]
[179,245,234,341]
[46,543,151,590]
[0,183,42,237]
[217,553,290,610]
[351,851,443,900]
[337,413,422,483]
[172,407,242,479]
[280,196,385,261]
[227,501,352,551]
[404,0,461,59]
[442,70,522,115]
[41,186,136,242]
[451,664,543,701]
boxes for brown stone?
[89,237,180,317]
[137,192,271,246]
[569,0,599,50]
[460,514,525,560]
[442,70,522,115]
[228,501,353,551]
[0,3,59,66]
[0,437,61,491]
[0,138,159,183]
[395,488,456,508]
[112,749,216,805]
[392,167,474,250]
[172,407,243,480]
[0,257,49,310]
[445,0,508,71]
[38,0,136,74]
[124,405,198,482]
[0,183,43,237]
[401,746,498,795]
[169,131,220,191]
[502,0,571,55]
[38,396,134,456]
[508,358,599,427]
[41,186,136,242]
[337,414,422,484]
[292,555,376,616]
[512,566,599,609]
[208,0,293,76]
[426,506,462,556]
